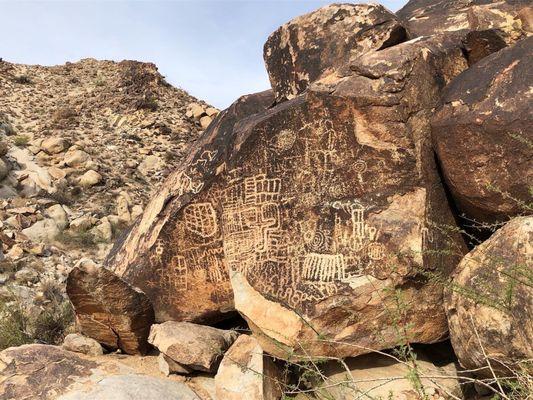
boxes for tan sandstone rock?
[62,333,104,356]
[445,216,533,378]
[148,321,238,373]
[215,335,284,400]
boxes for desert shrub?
[0,300,32,350]
[56,229,102,249]
[32,300,74,345]
[13,75,32,84]
[136,95,158,111]
[13,134,30,146]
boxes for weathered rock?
[45,204,69,230]
[78,169,102,187]
[64,149,90,167]
[0,344,201,400]
[397,0,532,41]
[138,154,162,176]
[432,36,532,223]
[66,262,155,355]
[264,3,407,102]
[317,351,461,400]
[107,30,484,359]
[21,218,60,242]
[62,333,104,356]
[157,352,192,376]
[106,89,275,323]
[445,216,533,377]
[200,115,212,129]
[41,137,69,154]
[148,321,238,373]
[215,335,283,400]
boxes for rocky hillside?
[0,58,218,309]
[1,1,532,400]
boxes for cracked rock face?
[0,344,201,400]
[445,216,533,377]
[432,36,532,223]
[66,262,155,355]
[263,3,408,102]
[397,0,532,42]
[106,90,275,323]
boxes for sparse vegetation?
[13,134,30,146]
[13,74,32,84]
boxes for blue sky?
[1,1,406,108]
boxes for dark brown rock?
[432,36,532,223]
[66,262,155,355]
[445,216,533,377]
[263,3,407,102]
[106,89,274,323]
[106,30,476,359]
[397,0,532,42]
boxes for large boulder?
[264,3,407,102]
[109,32,476,360]
[432,36,532,223]
[148,321,239,373]
[397,0,532,41]
[105,89,274,323]
[66,262,155,355]
[317,351,461,400]
[214,335,284,400]
[0,344,201,400]
[445,216,533,377]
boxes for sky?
[1,0,406,109]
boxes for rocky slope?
[0,58,218,310]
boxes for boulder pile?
[2,1,532,399]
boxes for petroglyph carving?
[183,202,218,238]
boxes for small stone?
[64,149,90,167]
[205,107,219,117]
[199,115,212,129]
[69,215,97,232]
[45,204,69,230]
[78,170,102,187]
[41,137,69,154]
[157,353,192,376]
[91,217,113,242]
[62,333,104,356]
[137,155,161,176]
[48,166,67,180]
[187,103,205,119]
[21,218,60,243]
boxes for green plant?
[32,300,74,345]
[0,300,32,350]
[13,134,30,146]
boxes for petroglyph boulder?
[445,216,533,377]
[0,344,201,400]
[432,37,533,223]
[106,30,480,359]
[148,321,239,373]
[264,3,407,102]
[397,0,532,41]
[66,262,155,355]
[105,89,274,323]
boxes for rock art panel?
[432,36,532,223]
[264,3,408,102]
[106,90,274,323]
[397,0,532,42]
[445,216,533,377]
[106,31,482,359]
